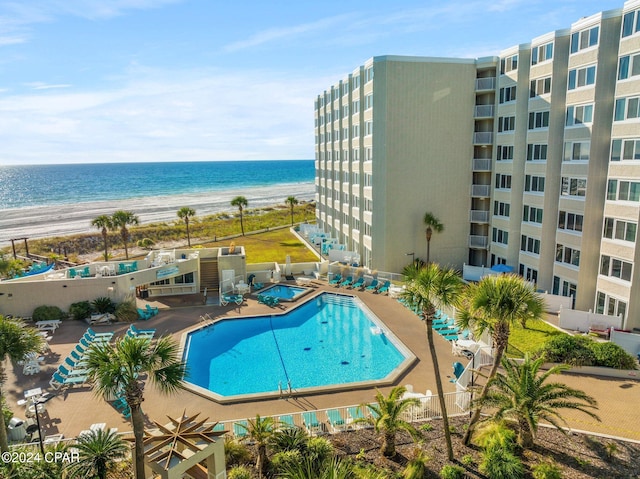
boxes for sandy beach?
[0,182,315,246]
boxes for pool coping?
[179,291,417,404]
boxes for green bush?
[227,465,252,479]
[224,438,251,466]
[69,301,92,321]
[403,450,430,479]
[479,446,525,479]
[306,436,334,463]
[440,464,466,479]
[589,342,637,369]
[92,297,116,314]
[531,460,562,479]
[536,334,595,366]
[270,450,303,472]
[32,305,66,322]
[115,300,138,323]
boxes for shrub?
[270,450,303,472]
[461,454,475,466]
[227,465,252,479]
[68,301,92,321]
[92,297,116,314]
[269,426,308,453]
[403,450,430,479]
[440,464,466,479]
[536,334,595,366]
[32,305,66,322]
[306,437,334,463]
[114,300,138,323]
[224,438,251,466]
[589,342,637,369]
[479,446,525,479]
[473,421,517,452]
[531,460,562,479]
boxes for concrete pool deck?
[4,281,640,442]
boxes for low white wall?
[538,292,573,313]
[611,329,640,357]
[462,264,500,282]
[558,308,622,332]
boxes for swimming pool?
[258,284,311,301]
[182,293,415,402]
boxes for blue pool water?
[259,284,308,301]
[183,293,410,398]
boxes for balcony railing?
[472,158,492,171]
[475,77,496,91]
[469,210,490,223]
[471,185,491,197]
[474,105,495,118]
[469,235,489,248]
[473,132,493,144]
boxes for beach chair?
[328,274,342,285]
[351,277,365,289]
[145,304,159,316]
[86,328,114,339]
[302,411,322,435]
[375,280,391,294]
[326,409,347,432]
[137,308,153,320]
[128,324,156,339]
[339,276,353,288]
[253,282,264,290]
[347,406,370,429]
[365,279,379,292]
[233,421,248,439]
[68,269,77,279]
[64,356,87,370]
[118,263,127,275]
[50,371,87,390]
[80,266,91,278]
[213,422,226,433]
[278,415,295,430]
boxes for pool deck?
[4,280,640,442]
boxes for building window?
[501,55,518,73]
[499,86,517,103]
[523,205,543,224]
[492,227,509,245]
[570,26,599,54]
[524,175,545,193]
[498,116,516,132]
[614,96,640,121]
[563,141,590,162]
[527,143,547,161]
[553,276,577,299]
[596,292,627,319]
[561,177,586,197]
[352,99,360,114]
[607,179,640,201]
[493,201,510,217]
[352,124,360,137]
[603,217,637,242]
[558,211,584,233]
[600,255,633,281]
[566,104,593,126]
[365,94,373,110]
[611,139,640,161]
[519,264,538,283]
[497,145,514,161]
[622,9,640,37]
[568,65,596,90]
[342,105,349,118]
[365,66,374,83]
[531,42,553,64]
[528,111,549,129]
[342,128,349,141]
[364,121,373,136]
[618,53,640,80]
[495,174,512,189]
[556,244,581,267]
[520,235,541,254]
[530,77,551,97]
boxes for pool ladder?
[278,380,293,398]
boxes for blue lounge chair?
[233,420,248,438]
[328,274,342,285]
[221,294,243,306]
[145,304,159,316]
[365,279,379,292]
[326,409,347,432]
[339,276,353,288]
[350,277,365,289]
[213,422,226,432]
[253,282,264,290]
[58,364,88,377]
[302,411,321,434]
[137,308,153,320]
[49,371,86,390]
[64,356,87,370]
[128,324,156,338]
[279,415,295,429]
[86,328,113,339]
[375,280,391,294]
[450,361,465,383]
[68,269,77,279]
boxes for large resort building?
[314,0,640,330]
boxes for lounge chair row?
[257,294,279,307]
[221,293,244,306]
[328,275,391,294]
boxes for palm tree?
[0,316,43,452]
[423,212,443,264]
[286,196,299,226]
[84,335,186,479]
[475,354,600,448]
[65,427,129,479]
[231,196,249,236]
[358,385,422,457]
[111,210,139,260]
[458,274,545,445]
[238,414,276,477]
[91,215,114,262]
[177,207,196,247]
[402,263,464,460]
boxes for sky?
[0,0,627,165]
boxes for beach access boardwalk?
[4,282,640,444]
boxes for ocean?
[0,160,316,245]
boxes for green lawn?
[506,318,566,358]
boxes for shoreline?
[0,182,315,246]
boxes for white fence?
[537,292,573,313]
[610,329,640,357]
[462,264,500,282]
[558,307,623,333]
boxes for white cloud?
[27,82,73,90]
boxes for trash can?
[8,417,26,442]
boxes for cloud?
[26,82,73,90]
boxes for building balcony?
[469,235,489,249]
[472,158,492,171]
[474,105,495,118]
[363,186,373,200]
[471,185,491,197]
[473,132,493,145]
[475,77,496,91]
[469,210,490,223]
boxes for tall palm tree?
[358,385,422,457]
[84,335,186,479]
[176,207,196,247]
[458,274,545,445]
[231,196,249,236]
[91,215,114,262]
[238,414,277,477]
[0,316,43,452]
[111,210,139,260]
[423,212,443,264]
[475,354,600,448]
[285,196,299,226]
[65,427,129,479]
[402,263,464,460]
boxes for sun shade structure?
[135,411,226,479]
